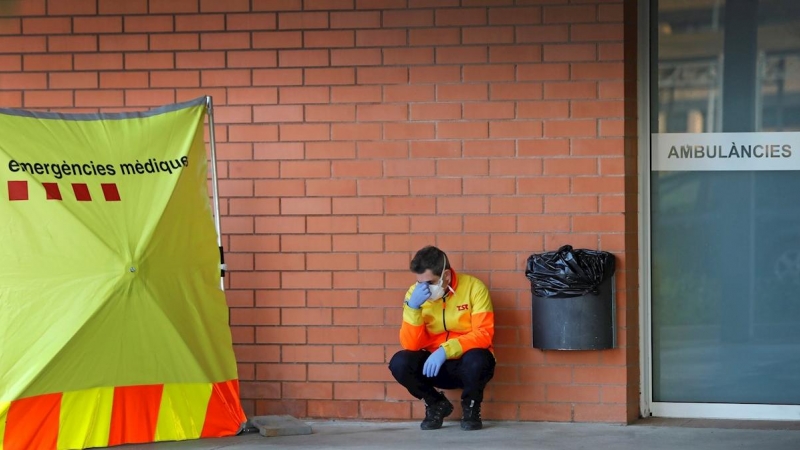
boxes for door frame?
[638,0,800,421]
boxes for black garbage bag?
[525,245,615,298]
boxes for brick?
[175,14,224,31]
[543,44,597,62]
[305,30,354,48]
[74,90,123,107]
[490,158,542,176]
[385,123,434,140]
[47,0,96,15]
[176,51,226,69]
[305,0,354,10]
[280,160,331,178]
[544,119,597,138]
[463,26,513,44]
[125,53,174,70]
[518,63,569,81]
[409,66,460,83]
[409,28,459,46]
[253,0,302,10]
[280,123,330,141]
[0,73,46,89]
[49,72,98,89]
[410,215,462,233]
[100,0,146,14]
[409,103,459,121]
[331,85,380,103]
[201,32,250,49]
[330,11,380,29]
[253,68,303,85]
[22,17,71,34]
[437,84,487,101]
[435,8,486,26]
[572,23,623,42]
[489,121,542,138]
[438,122,488,139]
[599,43,624,61]
[308,364,358,382]
[48,35,97,52]
[306,104,355,122]
[463,140,514,157]
[573,213,624,232]
[356,142,406,160]
[357,104,407,122]
[306,217,358,235]
[255,362,306,380]
[572,100,624,119]
[357,0,406,9]
[518,101,568,118]
[383,85,433,102]
[383,10,433,27]
[200,0,249,12]
[0,18,20,35]
[235,346,280,364]
[279,49,329,67]
[282,271,333,289]
[357,67,407,84]
[356,29,406,46]
[229,161,279,178]
[572,62,624,80]
[124,16,173,33]
[361,401,410,420]
[99,34,147,51]
[150,33,199,51]
[385,197,436,214]
[253,31,303,48]
[74,16,122,33]
[229,124,279,142]
[410,141,461,158]
[307,142,356,161]
[228,50,278,68]
[544,82,597,99]
[331,48,381,66]
[383,48,433,65]
[358,179,409,196]
[331,196,383,214]
[74,53,123,70]
[124,89,176,107]
[282,345,332,363]
[23,90,72,108]
[437,196,488,214]
[23,54,70,71]
[464,102,514,119]
[227,13,277,31]
[279,86,328,104]
[464,65,514,82]
[254,216,306,235]
[489,83,541,101]
[517,25,569,43]
[148,0,198,13]
[307,400,359,419]
[436,46,487,64]
[306,68,355,85]
[544,195,598,213]
[490,196,543,214]
[489,45,542,63]
[489,6,542,25]
[279,12,328,29]
[331,123,382,141]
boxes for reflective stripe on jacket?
[400,270,494,359]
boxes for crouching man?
[389,246,496,431]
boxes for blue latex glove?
[423,347,447,378]
[407,282,430,309]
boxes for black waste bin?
[525,245,616,350]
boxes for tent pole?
[206,95,225,290]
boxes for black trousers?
[389,348,495,405]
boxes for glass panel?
[652,0,800,404]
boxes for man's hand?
[407,282,430,309]
[422,347,446,377]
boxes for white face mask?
[427,256,448,300]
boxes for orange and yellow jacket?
[400,269,494,359]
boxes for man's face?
[415,268,450,287]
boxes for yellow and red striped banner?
[0,98,245,449]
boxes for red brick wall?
[0,0,639,423]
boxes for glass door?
[649,0,800,419]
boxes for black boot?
[461,399,482,430]
[420,394,453,430]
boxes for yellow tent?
[0,97,245,449]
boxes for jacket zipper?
[442,296,449,340]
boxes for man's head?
[410,246,451,290]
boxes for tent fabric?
[0,97,245,449]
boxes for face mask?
[427,256,447,300]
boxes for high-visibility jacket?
[400,269,494,359]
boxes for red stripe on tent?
[71,183,91,201]
[200,380,246,438]
[101,183,121,201]
[7,181,28,201]
[108,385,163,446]
[3,392,62,450]
[43,182,62,200]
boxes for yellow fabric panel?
[0,400,9,450]
[57,387,114,450]
[0,99,238,404]
[155,383,213,442]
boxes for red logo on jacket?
[457,304,469,311]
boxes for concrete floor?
[124,418,800,450]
